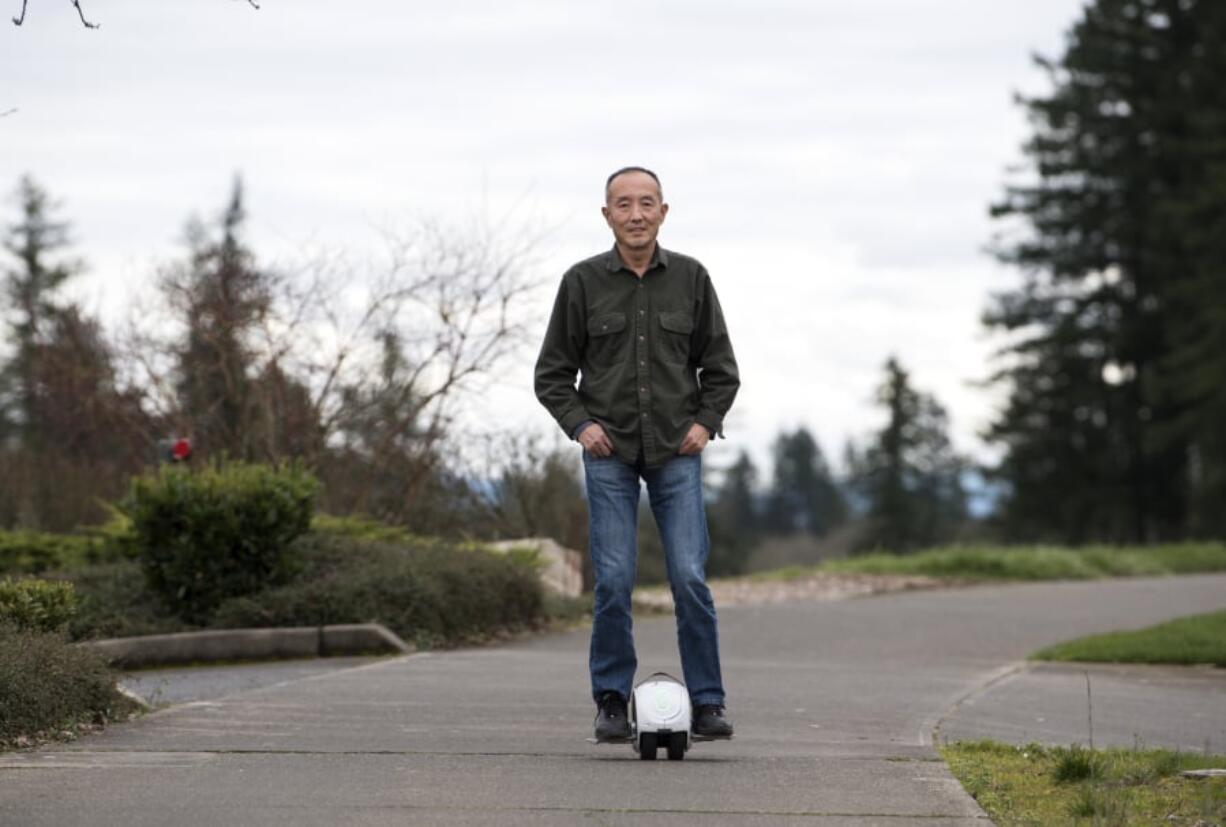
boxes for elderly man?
[534,166,740,742]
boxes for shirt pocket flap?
[659,311,694,335]
[590,312,626,336]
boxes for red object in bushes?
[172,438,192,462]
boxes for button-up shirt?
[534,244,740,467]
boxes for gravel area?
[634,571,950,608]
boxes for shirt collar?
[606,243,669,273]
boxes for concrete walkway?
[2,574,1224,826]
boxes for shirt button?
[638,335,645,341]
[640,387,646,393]
[641,412,648,418]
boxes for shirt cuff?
[559,408,594,440]
[570,419,594,441]
[694,409,724,439]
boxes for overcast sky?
[1,0,1085,475]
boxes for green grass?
[942,740,1226,826]
[1032,609,1226,667]
[749,542,1226,584]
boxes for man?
[534,166,740,742]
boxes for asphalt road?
[2,573,1224,826]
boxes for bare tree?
[297,217,547,521]
[12,0,259,28]
[118,196,548,527]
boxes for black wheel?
[638,732,658,760]
[666,731,687,760]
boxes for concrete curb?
[78,624,414,669]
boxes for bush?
[0,577,78,633]
[0,530,95,575]
[0,622,134,745]
[125,462,320,623]
[0,510,141,577]
[62,561,191,641]
[311,513,418,545]
[211,533,545,648]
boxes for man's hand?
[678,422,710,455]
[578,422,615,458]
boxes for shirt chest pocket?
[657,311,694,365]
[586,312,628,366]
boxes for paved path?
[118,657,381,708]
[2,574,1224,826]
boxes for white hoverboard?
[630,671,692,760]
[589,671,730,760]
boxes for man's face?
[603,171,668,253]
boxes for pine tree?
[0,176,152,529]
[1151,1,1226,537]
[986,0,1226,542]
[707,449,761,576]
[0,175,83,450]
[853,358,965,552]
[764,427,846,538]
[171,176,270,461]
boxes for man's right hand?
[577,423,615,458]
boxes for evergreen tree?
[1151,1,1226,537]
[707,449,761,576]
[764,427,846,538]
[853,358,965,552]
[171,176,270,461]
[986,0,1226,542]
[0,176,152,529]
[0,175,83,450]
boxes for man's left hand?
[678,422,710,455]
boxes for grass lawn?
[1032,609,1226,667]
[942,740,1226,826]
[749,542,1226,583]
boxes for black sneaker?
[594,691,631,741]
[692,704,734,739]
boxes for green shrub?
[62,561,190,641]
[0,622,134,745]
[0,530,95,575]
[125,462,320,623]
[311,513,418,545]
[0,508,141,577]
[212,533,544,648]
[0,577,78,633]
[76,504,143,566]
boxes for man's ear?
[601,205,611,223]
[660,203,669,222]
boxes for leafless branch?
[13,0,256,27]
[0,107,16,118]
[71,0,98,28]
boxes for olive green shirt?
[534,244,740,467]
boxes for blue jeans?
[582,451,725,707]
